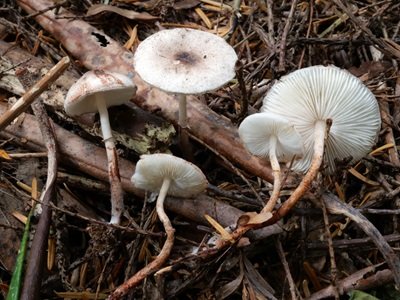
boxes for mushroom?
[110,153,207,296]
[64,70,136,224]
[261,65,381,173]
[261,65,381,217]
[238,112,304,212]
[133,28,238,153]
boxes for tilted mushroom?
[239,112,304,212]
[64,70,136,224]
[261,65,381,218]
[261,65,381,174]
[109,154,207,297]
[133,28,238,153]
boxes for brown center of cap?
[173,51,199,65]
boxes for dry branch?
[0,56,69,131]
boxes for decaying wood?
[0,102,280,240]
[15,0,274,184]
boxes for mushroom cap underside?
[261,65,381,173]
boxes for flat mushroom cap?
[261,65,381,173]
[133,28,238,94]
[132,153,208,198]
[64,70,136,116]
[238,112,304,162]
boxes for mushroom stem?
[108,178,175,299]
[177,94,192,159]
[178,94,188,129]
[273,119,329,219]
[96,96,124,224]
[262,135,281,213]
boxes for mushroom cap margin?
[64,70,136,116]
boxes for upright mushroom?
[261,65,381,217]
[110,154,207,298]
[64,70,136,224]
[239,112,304,212]
[133,28,238,153]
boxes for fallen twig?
[20,100,58,300]
[321,192,400,288]
[0,56,69,131]
[308,263,392,300]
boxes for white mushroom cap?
[261,65,381,173]
[64,70,136,116]
[132,153,208,198]
[238,112,304,162]
[133,28,238,94]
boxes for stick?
[321,192,400,288]
[0,56,70,132]
[20,100,58,300]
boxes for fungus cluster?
[239,65,381,214]
[261,65,381,174]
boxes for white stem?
[262,135,281,213]
[313,120,328,163]
[178,94,187,129]
[156,178,173,231]
[96,95,124,224]
[96,96,113,142]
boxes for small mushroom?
[261,65,381,218]
[118,153,207,293]
[238,112,304,212]
[64,70,136,224]
[133,28,238,153]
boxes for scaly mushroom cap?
[132,153,208,198]
[133,28,238,94]
[238,112,304,162]
[64,70,136,116]
[261,65,381,173]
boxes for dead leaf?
[215,270,244,299]
[243,256,276,299]
[0,149,11,160]
[237,211,272,227]
[204,214,234,242]
[86,4,158,21]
